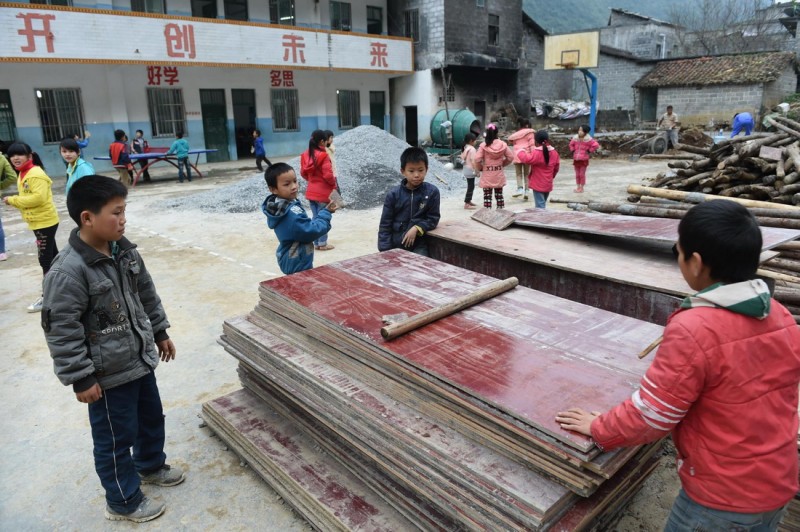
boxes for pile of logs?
[649,116,800,205]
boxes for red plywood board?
[260,250,662,454]
[512,209,800,250]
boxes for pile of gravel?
[160,125,463,213]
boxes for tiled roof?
[634,51,796,88]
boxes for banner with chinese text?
[0,4,413,74]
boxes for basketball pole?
[580,68,598,136]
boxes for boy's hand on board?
[555,407,600,437]
[402,227,418,248]
[157,339,176,362]
[76,383,103,404]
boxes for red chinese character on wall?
[16,12,56,53]
[282,71,294,87]
[147,66,162,86]
[270,70,282,87]
[370,42,388,68]
[164,23,196,59]
[163,66,179,85]
[281,34,306,64]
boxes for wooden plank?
[431,219,693,298]
[471,207,517,230]
[202,389,414,532]
[512,209,800,250]
[760,145,783,161]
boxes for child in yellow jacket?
[2,142,59,312]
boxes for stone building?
[387,0,524,146]
[633,51,798,127]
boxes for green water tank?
[430,108,482,147]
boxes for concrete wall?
[519,22,572,104]
[601,23,679,60]
[763,68,798,111]
[577,53,652,112]
[4,63,390,173]
[389,70,438,144]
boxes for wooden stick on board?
[638,336,663,359]
[380,277,519,340]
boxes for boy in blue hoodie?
[252,129,271,172]
[166,130,191,183]
[262,162,337,275]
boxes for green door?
[640,89,658,122]
[369,91,385,129]
[200,89,230,162]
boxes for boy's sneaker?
[139,464,186,487]
[511,187,523,197]
[0,252,7,261]
[26,297,43,313]
[105,497,165,523]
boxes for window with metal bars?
[131,0,165,14]
[146,88,187,138]
[367,6,382,35]
[331,1,351,31]
[34,88,85,144]
[0,90,17,142]
[270,89,299,132]
[404,9,419,43]
[224,0,248,21]
[337,90,360,129]
[269,0,295,25]
[446,83,455,102]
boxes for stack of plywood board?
[203,250,668,530]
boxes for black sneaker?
[139,464,186,487]
[105,496,165,522]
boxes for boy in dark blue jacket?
[252,129,271,172]
[262,162,337,274]
[378,147,441,256]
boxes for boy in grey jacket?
[42,175,183,523]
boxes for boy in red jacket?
[557,201,800,531]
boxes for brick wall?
[763,68,798,110]
[388,0,445,71]
[576,53,652,112]
[657,84,764,128]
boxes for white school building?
[0,0,412,172]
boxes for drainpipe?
[659,33,666,59]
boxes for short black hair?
[136,129,144,135]
[176,130,184,139]
[67,174,128,226]
[678,201,762,283]
[666,105,673,110]
[114,129,126,141]
[264,162,293,189]
[464,133,476,144]
[400,147,428,170]
[254,129,261,136]
[60,137,80,152]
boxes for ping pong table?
[94,148,218,187]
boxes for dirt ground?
[0,157,679,530]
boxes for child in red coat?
[568,125,600,193]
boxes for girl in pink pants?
[568,125,600,193]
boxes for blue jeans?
[177,157,191,182]
[88,372,167,514]
[309,200,327,247]
[0,213,5,254]
[665,489,788,532]
[533,191,549,209]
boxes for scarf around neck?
[680,279,771,319]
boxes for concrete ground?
[0,156,676,530]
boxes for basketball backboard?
[544,31,600,70]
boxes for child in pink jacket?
[568,124,600,193]
[473,124,513,209]
[508,119,536,200]
[518,130,560,209]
